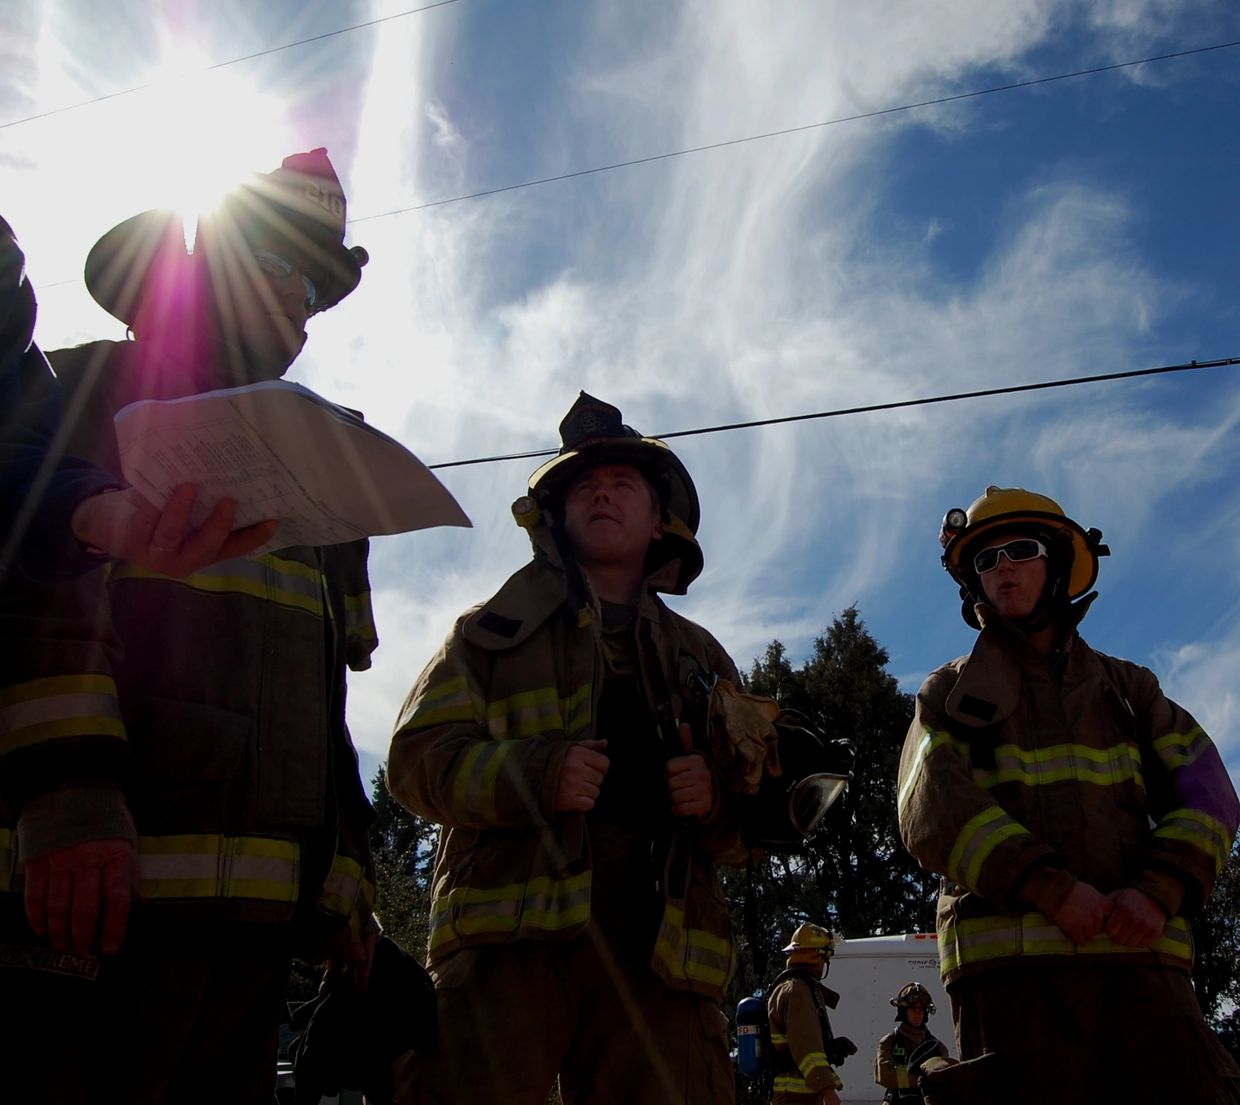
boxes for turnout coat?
[388,514,745,1000]
[897,600,1239,987]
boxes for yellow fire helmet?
[781,922,839,957]
[939,485,1108,601]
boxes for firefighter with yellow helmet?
[897,487,1240,1105]
[388,392,745,1104]
[766,922,856,1104]
[874,982,948,1103]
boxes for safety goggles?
[972,537,1047,574]
[251,248,317,307]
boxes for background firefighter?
[766,921,855,1105]
[0,149,378,1105]
[874,982,948,1103]
[387,392,745,1104]
[897,485,1240,1105]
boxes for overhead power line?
[349,39,1240,222]
[29,38,1240,293]
[0,0,465,132]
[425,356,1240,471]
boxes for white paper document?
[115,380,471,554]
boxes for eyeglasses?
[973,538,1047,574]
[251,248,317,307]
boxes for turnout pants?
[393,928,734,1104]
[0,913,292,1105]
[950,962,1240,1105]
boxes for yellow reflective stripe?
[563,684,591,736]
[798,1051,830,1079]
[1151,726,1211,770]
[0,674,125,756]
[654,904,732,989]
[898,727,969,816]
[450,739,515,822]
[318,854,366,918]
[985,741,1143,788]
[1154,808,1233,873]
[0,827,13,894]
[138,834,299,903]
[110,554,325,617]
[405,676,478,729]
[428,871,592,951]
[939,912,1193,976]
[344,589,377,638]
[947,806,1030,888]
[896,1068,915,1089]
[772,1074,812,1092]
[486,687,562,739]
[769,1032,789,1045]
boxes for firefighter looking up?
[874,982,948,1103]
[387,391,745,1105]
[767,922,855,1105]
[0,149,379,1105]
[897,486,1240,1105]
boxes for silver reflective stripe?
[0,691,122,732]
[137,834,300,902]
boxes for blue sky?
[4,0,1239,795]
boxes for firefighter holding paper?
[897,486,1240,1105]
[1,150,378,1105]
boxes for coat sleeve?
[874,1033,911,1090]
[1121,662,1240,917]
[897,665,1067,913]
[386,615,571,830]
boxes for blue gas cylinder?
[735,994,767,1082]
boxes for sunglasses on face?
[973,537,1048,575]
[251,248,317,307]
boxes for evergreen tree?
[1193,840,1240,1058]
[369,766,439,959]
[725,607,938,996]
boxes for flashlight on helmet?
[939,508,967,550]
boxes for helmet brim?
[84,205,362,328]
[529,437,700,534]
[944,510,1098,599]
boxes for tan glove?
[705,679,780,794]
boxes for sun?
[127,50,295,241]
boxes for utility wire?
[29,38,1240,292]
[425,356,1240,471]
[349,39,1240,222]
[0,0,465,132]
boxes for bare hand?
[322,915,382,993]
[1052,879,1113,944]
[666,722,715,819]
[1105,888,1167,947]
[71,483,278,576]
[24,839,140,956]
[555,740,609,812]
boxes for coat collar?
[944,597,1095,728]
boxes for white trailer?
[822,933,953,1105]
